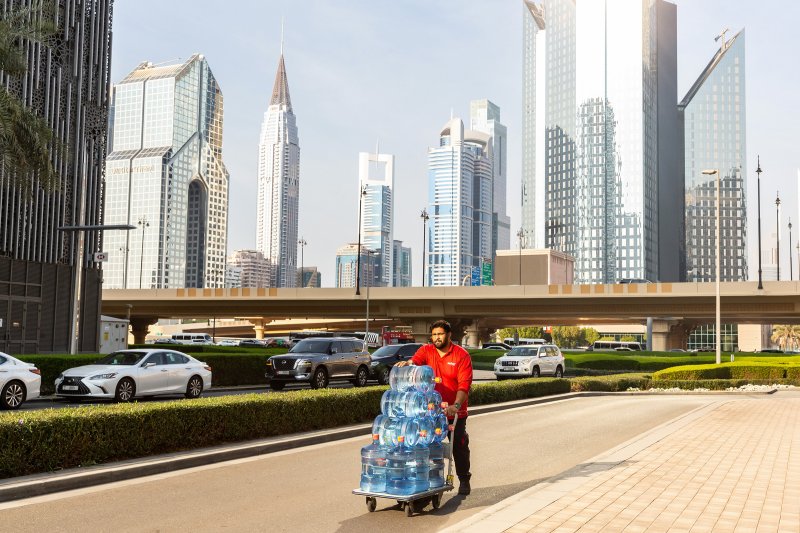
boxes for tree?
[620,335,637,342]
[0,1,60,191]
[552,326,581,348]
[582,327,600,346]
[494,326,544,343]
[771,325,800,351]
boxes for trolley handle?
[445,411,458,487]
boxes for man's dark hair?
[430,320,451,333]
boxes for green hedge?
[569,373,651,391]
[652,362,800,381]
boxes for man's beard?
[434,337,449,349]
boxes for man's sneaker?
[458,479,471,495]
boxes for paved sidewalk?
[446,393,800,532]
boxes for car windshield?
[289,339,331,354]
[371,346,401,358]
[507,347,535,356]
[95,351,148,365]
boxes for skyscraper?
[335,244,380,289]
[521,0,680,283]
[470,99,510,254]
[225,249,270,288]
[359,151,394,287]
[257,52,300,288]
[680,29,747,282]
[0,0,114,353]
[426,118,493,287]
[105,54,229,290]
[392,240,412,287]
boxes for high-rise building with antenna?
[358,151,394,287]
[256,48,300,287]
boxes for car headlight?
[519,358,534,365]
[89,373,118,380]
[265,359,273,366]
[295,359,311,369]
[370,361,380,366]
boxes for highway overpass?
[102,281,800,349]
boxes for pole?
[298,237,307,287]
[516,227,525,285]
[716,171,721,365]
[776,193,781,281]
[138,216,149,289]
[789,220,794,281]
[356,185,366,295]
[420,209,428,287]
[756,157,763,289]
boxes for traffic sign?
[470,267,480,286]
[481,262,493,285]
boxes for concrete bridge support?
[464,319,489,348]
[650,320,692,351]
[130,317,158,345]
[410,319,431,344]
[249,319,273,340]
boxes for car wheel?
[185,375,203,399]
[310,367,329,389]
[554,365,564,378]
[531,366,540,378]
[378,367,390,386]
[353,366,369,387]
[0,381,25,410]
[269,381,286,391]
[114,378,136,402]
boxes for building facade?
[359,152,394,287]
[297,266,322,288]
[521,0,680,283]
[256,53,300,288]
[0,0,114,353]
[392,240,412,287]
[426,118,493,286]
[104,54,229,290]
[225,249,270,288]
[680,30,747,283]
[470,99,510,254]
[335,244,380,289]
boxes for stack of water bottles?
[359,365,450,495]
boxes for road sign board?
[470,267,480,286]
[481,262,493,285]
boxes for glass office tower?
[257,52,300,288]
[359,152,394,287]
[427,118,493,286]
[392,240,412,287]
[105,54,229,289]
[521,0,679,283]
[680,30,747,282]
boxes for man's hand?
[444,404,459,417]
[394,361,410,368]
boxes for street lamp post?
[516,227,526,285]
[420,208,429,287]
[355,184,367,296]
[756,157,764,289]
[298,237,307,287]
[702,169,721,365]
[789,220,794,281]
[776,193,781,281]
[365,249,378,340]
[138,216,149,289]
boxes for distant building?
[105,54,230,289]
[680,29,747,283]
[359,151,394,287]
[297,266,321,288]
[335,244,380,289]
[494,249,574,285]
[225,250,270,288]
[392,240,412,287]
[257,51,299,287]
[427,117,493,286]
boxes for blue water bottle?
[385,436,415,495]
[380,389,429,417]
[360,434,388,492]
[389,365,440,393]
[411,431,430,493]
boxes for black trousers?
[447,416,471,481]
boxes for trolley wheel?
[404,502,413,517]
[432,493,442,509]
[365,497,377,512]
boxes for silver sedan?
[55,349,212,402]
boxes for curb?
[0,389,777,503]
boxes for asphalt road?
[24,370,498,411]
[0,394,719,532]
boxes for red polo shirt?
[411,342,473,419]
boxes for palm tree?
[771,325,800,351]
[0,1,59,191]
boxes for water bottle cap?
[397,436,405,443]
[372,434,379,441]
[428,402,435,410]
[434,428,442,435]
[420,430,428,437]
[440,401,448,408]
[434,377,442,383]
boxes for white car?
[0,352,41,410]
[55,349,212,402]
[494,344,565,379]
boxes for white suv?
[494,344,565,379]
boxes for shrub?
[569,374,650,392]
[652,362,797,381]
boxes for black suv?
[368,343,423,384]
[265,337,371,391]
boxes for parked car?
[668,348,687,352]
[151,338,181,345]
[265,337,371,391]
[239,339,266,347]
[481,342,512,351]
[368,343,423,384]
[493,344,565,379]
[54,349,212,402]
[216,339,239,347]
[0,352,41,410]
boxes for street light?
[776,193,781,281]
[420,208,429,287]
[365,248,379,340]
[756,157,764,289]
[298,237,307,287]
[789,219,794,281]
[355,184,367,296]
[138,216,150,289]
[516,227,526,285]
[702,168,721,365]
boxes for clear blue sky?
[110,1,800,286]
